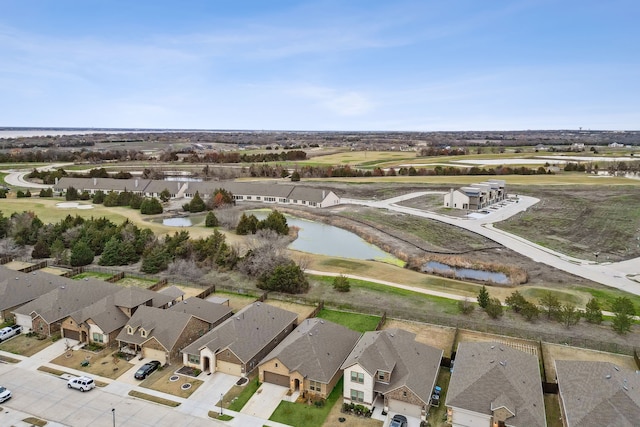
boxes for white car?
[0,386,11,403]
[67,376,95,392]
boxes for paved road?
[1,162,71,188]
[340,193,640,296]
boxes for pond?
[251,211,400,264]
[162,217,193,227]
[422,261,509,285]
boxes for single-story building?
[181,302,297,377]
[0,267,60,322]
[259,318,360,398]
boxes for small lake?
[251,211,400,264]
[422,261,509,284]
[162,217,193,227]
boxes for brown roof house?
[116,298,232,365]
[258,318,360,398]
[181,302,297,377]
[0,268,60,322]
[59,287,177,345]
[12,278,121,337]
[556,360,640,427]
[341,328,443,420]
[445,341,546,427]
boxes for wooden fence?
[18,260,48,273]
[305,301,325,320]
[148,278,168,291]
[61,266,84,278]
[106,272,125,283]
[195,284,216,300]
[375,311,387,331]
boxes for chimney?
[55,177,59,185]
[93,178,97,186]
[135,179,139,188]
[322,190,325,199]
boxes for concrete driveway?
[240,382,288,418]
[384,412,422,427]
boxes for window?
[127,326,133,335]
[275,363,278,367]
[378,373,385,381]
[403,391,407,397]
[140,329,147,337]
[188,354,200,364]
[92,333,104,343]
[310,380,321,392]
[350,389,364,403]
[351,371,364,384]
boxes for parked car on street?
[0,386,11,403]
[67,376,95,392]
[390,414,408,427]
[134,360,161,380]
[0,325,22,342]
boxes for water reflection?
[422,261,509,284]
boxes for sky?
[1,0,639,131]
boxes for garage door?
[63,329,80,340]
[388,399,422,419]
[216,360,242,376]
[264,371,290,387]
[143,348,167,365]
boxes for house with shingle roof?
[59,286,177,344]
[341,328,443,420]
[445,341,546,427]
[258,318,360,398]
[54,177,151,194]
[0,267,61,322]
[181,302,297,376]
[116,305,213,365]
[555,360,640,427]
[12,278,121,336]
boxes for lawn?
[426,368,451,426]
[574,286,640,311]
[116,276,158,288]
[544,394,564,427]
[140,366,203,398]
[128,390,181,407]
[72,271,114,280]
[224,376,261,411]
[270,378,343,427]
[316,308,380,333]
[50,348,133,379]
[0,334,54,356]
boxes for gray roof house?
[556,360,640,427]
[168,297,233,326]
[54,177,151,194]
[116,305,213,365]
[181,302,297,377]
[12,278,121,337]
[258,318,361,398]
[60,286,177,344]
[0,268,61,322]
[341,328,443,420]
[446,341,546,427]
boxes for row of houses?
[443,179,507,210]
[2,265,637,425]
[53,177,341,208]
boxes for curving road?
[340,192,640,296]
[1,162,72,189]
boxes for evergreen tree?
[258,210,289,235]
[236,213,258,235]
[332,275,350,292]
[477,286,490,308]
[103,191,119,207]
[99,236,139,265]
[92,190,105,204]
[32,239,51,258]
[558,303,582,328]
[259,263,309,294]
[485,297,503,319]
[188,191,206,213]
[290,171,301,182]
[539,291,561,320]
[129,194,144,209]
[584,298,603,324]
[50,239,66,264]
[159,188,171,203]
[66,186,79,201]
[141,246,169,273]
[70,240,95,266]
[505,291,528,313]
[611,297,635,335]
[205,211,219,227]
[140,197,163,214]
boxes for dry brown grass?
[383,319,456,357]
[165,284,208,299]
[116,277,157,288]
[0,334,54,356]
[2,260,32,270]
[210,292,257,312]
[139,366,203,398]
[542,343,637,382]
[39,266,69,275]
[322,397,383,427]
[456,329,539,356]
[265,300,317,323]
[50,348,133,379]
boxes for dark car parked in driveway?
[390,414,408,427]
[134,360,161,380]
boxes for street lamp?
[112,408,115,427]
[220,393,224,416]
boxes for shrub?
[458,298,475,315]
[332,275,350,292]
[140,197,163,215]
[70,240,95,267]
[205,211,219,227]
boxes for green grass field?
[316,308,380,333]
[269,378,343,427]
